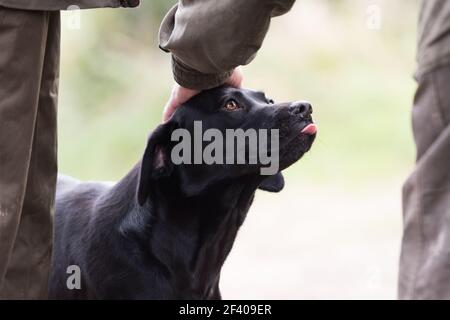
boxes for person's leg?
[399,65,450,299]
[0,7,59,299]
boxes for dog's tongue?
[301,123,317,135]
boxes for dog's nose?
[289,101,312,118]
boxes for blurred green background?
[59,0,419,299]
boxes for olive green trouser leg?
[0,7,60,299]
[399,64,450,299]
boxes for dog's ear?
[137,122,175,206]
[258,172,285,192]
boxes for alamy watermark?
[171,121,280,176]
[66,265,81,290]
[0,205,8,219]
[366,4,382,30]
[65,5,81,30]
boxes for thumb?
[163,85,200,122]
[225,67,244,88]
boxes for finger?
[162,86,177,122]
[163,85,200,122]
[226,67,244,88]
[163,100,177,122]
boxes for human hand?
[163,67,244,122]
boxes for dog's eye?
[268,99,275,104]
[224,100,240,111]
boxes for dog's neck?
[108,165,259,299]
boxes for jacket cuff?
[172,56,233,91]
[119,0,139,7]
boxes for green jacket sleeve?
[159,0,295,90]
[0,0,139,10]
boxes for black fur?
[49,86,315,299]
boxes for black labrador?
[49,86,316,299]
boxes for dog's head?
[137,86,316,205]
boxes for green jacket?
[0,0,139,10]
[417,0,450,78]
[158,0,295,89]
[0,0,294,90]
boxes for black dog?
[49,86,316,299]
